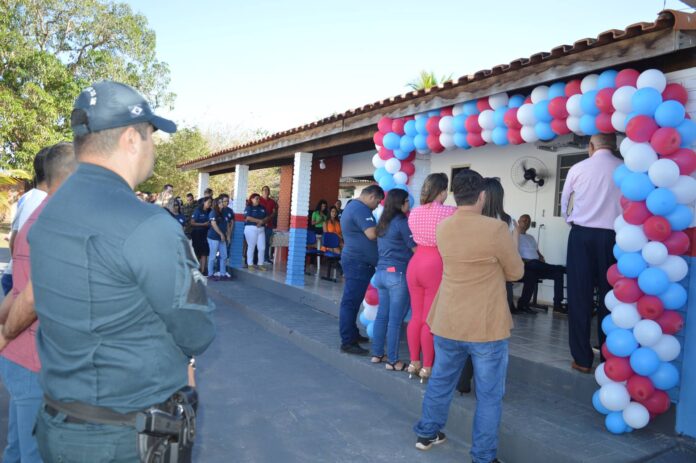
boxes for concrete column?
[197,172,209,199]
[229,165,249,269]
[286,152,313,286]
[407,154,432,207]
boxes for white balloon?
[439,133,456,150]
[648,159,681,188]
[614,214,628,233]
[452,103,464,116]
[625,143,658,173]
[393,171,408,185]
[612,303,641,329]
[620,136,636,155]
[633,319,663,347]
[520,125,539,143]
[637,69,667,93]
[384,157,401,174]
[604,290,620,311]
[517,104,537,126]
[488,92,509,109]
[362,303,378,320]
[652,334,681,362]
[566,115,582,134]
[372,153,386,169]
[372,204,384,221]
[531,85,549,104]
[414,113,427,120]
[478,110,496,130]
[616,224,648,252]
[657,255,689,282]
[595,363,613,386]
[439,115,455,134]
[611,111,628,133]
[622,402,650,430]
[612,86,637,114]
[481,129,493,144]
[566,94,584,117]
[581,74,599,93]
[600,382,631,411]
[642,241,668,266]
[669,175,696,204]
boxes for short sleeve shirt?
[207,209,227,241]
[258,197,277,228]
[518,234,539,260]
[408,202,457,247]
[377,215,416,272]
[340,200,378,266]
[191,208,210,227]
[244,205,266,225]
[222,206,234,225]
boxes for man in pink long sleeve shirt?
[561,134,623,373]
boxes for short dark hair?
[33,146,50,185]
[163,184,173,191]
[204,188,213,195]
[452,169,484,206]
[361,184,385,200]
[186,193,194,199]
[73,122,150,157]
[44,142,77,187]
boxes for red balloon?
[467,132,485,147]
[565,79,582,96]
[440,106,454,117]
[551,119,571,135]
[613,278,643,303]
[626,115,659,143]
[476,98,491,112]
[607,264,624,287]
[663,148,696,176]
[620,196,631,210]
[627,375,656,402]
[637,296,665,320]
[465,115,482,133]
[392,119,406,135]
[400,161,415,176]
[640,390,671,415]
[504,108,522,129]
[378,149,394,160]
[616,69,640,88]
[604,356,634,382]
[662,231,690,255]
[601,343,616,360]
[596,112,615,134]
[643,216,672,241]
[364,286,379,305]
[426,134,444,153]
[404,151,416,162]
[508,129,524,145]
[548,97,569,119]
[651,128,681,156]
[373,132,384,147]
[596,88,616,113]
[524,96,532,104]
[377,117,392,134]
[623,200,652,225]
[655,309,684,335]
[426,116,441,135]
[662,83,688,105]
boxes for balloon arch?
[361,68,696,434]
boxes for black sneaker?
[553,304,568,315]
[415,431,447,451]
[517,305,537,315]
[340,343,368,356]
[354,334,370,344]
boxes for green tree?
[407,70,453,91]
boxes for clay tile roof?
[180,9,695,169]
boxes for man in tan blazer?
[413,169,523,463]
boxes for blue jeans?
[414,336,509,463]
[371,269,409,363]
[207,238,228,276]
[264,227,274,262]
[339,257,375,346]
[2,272,13,296]
[0,357,43,463]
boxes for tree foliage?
[407,70,453,91]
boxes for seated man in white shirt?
[517,214,566,314]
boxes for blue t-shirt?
[207,209,228,241]
[244,205,266,225]
[377,215,416,272]
[223,206,234,224]
[340,200,378,266]
[175,213,186,227]
[191,208,210,227]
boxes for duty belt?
[43,394,140,426]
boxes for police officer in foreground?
[28,81,216,462]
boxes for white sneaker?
[213,272,221,278]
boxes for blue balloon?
[374,167,388,182]
[677,119,696,147]
[383,132,401,151]
[638,267,670,296]
[379,174,395,191]
[548,82,567,99]
[453,132,470,149]
[597,69,618,89]
[620,172,654,201]
[535,121,555,140]
[394,149,410,160]
[463,100,479,116]
[580,114,599,135]
[408,194,415,207]
[427,110,441,117]
[534,100,553,122]
[404,120,418,137]
[366,321,375,338]
[359,311,369,327]
[370,274,378,286]
[508,94,526,108]
[665,204,693,231]
[618,252,647,278]
[607,328,638,357]
[605,412,627,435]
[650,362,680,390]
[492,127,509,145]
[415,118,429,135]
[613,164,631,188]
[602,314,618,336]
[659,282,687,309]
[632,87,662,116]
[494,107,508,127]
[613,244,626,260]
[453,114,468,133]
[399,136,415,154]
[646,188,677,216]
[654,101,686,128]
[592,389,611,415]
[413,134,428,150]
[624,425,634,433]
[630,347,661,376]
[392,184,408,191]
[581,90,600,116]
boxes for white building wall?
[341,150,375,178]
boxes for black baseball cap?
[71,81,177,136]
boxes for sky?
[125,0,690,136]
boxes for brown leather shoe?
[571,362,592,374]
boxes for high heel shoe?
[419,367,432,384]
[407,361,422,379]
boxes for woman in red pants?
[406,173,456,382]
